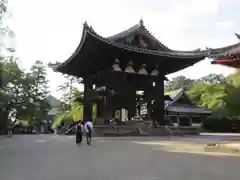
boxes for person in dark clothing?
[76,122,83,144]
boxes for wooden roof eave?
[166,106,213,115]
[211,59,240,68]
[88,30,207,58]
[208,43,240,56]
[210,52,240,65]
[54,22,207,73]
[54,26,89,73]
[209,50,240,59]
[208,33,240,58]
[167,89,194,106]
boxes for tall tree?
[0,0,15,131]
[27,60,50,124]
[199,74,225,84]
[57,74,82,110]
[0,59,24,129]
[165,75,194,92]
[224,71,240,117]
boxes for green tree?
[199,74,225,84]
[224,84,240,117]
[0,59,25,129]
[226,70,240,87]
[0,3,52,130]
[26,60,50,124]
[188,81,229,118]
[165,75,194,92]
[0,0,15,131]
[224,71,240,118]
[52,82,83,130]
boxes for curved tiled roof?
[107,19,171,51]
[83,22,207,58]
[54,21,207,73]
[208,43,240,58]
[164,89,182,99]
[208,33,240,59]
[164,89,213,115]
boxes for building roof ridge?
[87,28,207,57]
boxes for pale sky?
[7,0,239,97]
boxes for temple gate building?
[50,20,208,126]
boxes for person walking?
[83,118,93,145]
[76,121,83,144]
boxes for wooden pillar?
[96,98,104,117]
[103,88,113,123]
[83,81,93,121]
[127,87,136,120]
[154,76,165,125]
[96,101,100,117]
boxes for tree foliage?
[0,59,50,130]
[166,72,240,119]
[52,81,98,129]
[52,76,83,130]
[24,60,50,124]
[165,75,194,91]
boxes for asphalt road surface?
[0,135,239,180]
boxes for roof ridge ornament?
[235,33,240,40]
[139,19,144,26]
[83,21,90,29]
[89,25,96,34]
[83,22,97,34]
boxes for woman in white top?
[84,121,93,138]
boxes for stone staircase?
[59,120,201,137]
[140,124,169,136]
[93,124,142,137]
[93,121,169,137]
[165,126,200,135]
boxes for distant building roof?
[164,89,182,99]
[46,95,62,108]
[165,89,213,115]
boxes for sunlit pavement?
[0,135,239,180]
[201,133,240,136]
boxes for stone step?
[144,127,169,136]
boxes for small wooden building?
[165,89,213,128]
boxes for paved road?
[0,135,239,180]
